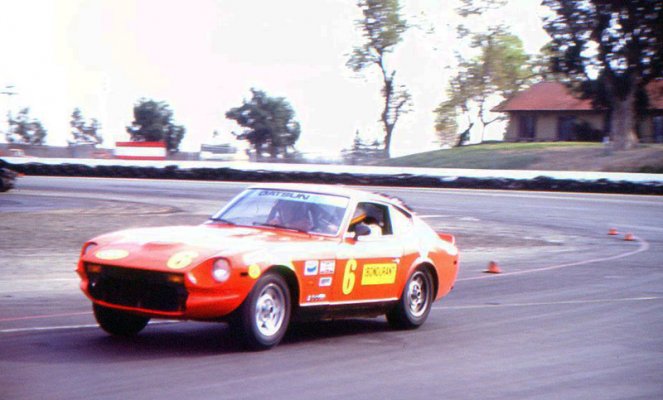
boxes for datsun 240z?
[77,184,459,349]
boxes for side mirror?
[353,223,371,239]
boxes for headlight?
[81,242,98,256]
[212,259,231,282]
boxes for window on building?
[557,116,577,141]
[518,114,536,140]
[653,116,663,143]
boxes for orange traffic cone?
[484,261,502,274]
[608,228,618,236]
[624,233,635,241]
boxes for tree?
[6,108,47,145]
[69,108,102,145]
[542,0,663,150]
[434,0,536,147]
[347,0,411,158]
[126,99,186,153]
[225,89,301,160]
[435,27,535,145]
[455,0,507,18]
[342,130,383,164]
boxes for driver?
[268,201,313,232]
[349,206,382,238]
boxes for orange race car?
[77,184,459,349]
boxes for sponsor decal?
[254,189,348,208]
[258,190,311,200]
[304,260,319,276]
[320,260,335,275]
[95,249,129,261]
[248,264,261,279]
[361,263,397,285]
[167,251,199,269]
[306,294,327,302]
[319,277,332,287]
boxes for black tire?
[387,268,434,329]
[93,304,150,337]
[235,273,291,350]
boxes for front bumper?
[80,263,244,320]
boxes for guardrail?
[1,157,661,194]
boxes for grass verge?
[379,142,663,172]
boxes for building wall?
[503,117,519,141]
[504,111,605,142]
[639,112,663,142]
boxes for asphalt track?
[1,176,662,400]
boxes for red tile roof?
[492,82,596,112]
[493,80,663,112]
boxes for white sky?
[0,0,550,156]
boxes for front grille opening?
[86,264,188,312]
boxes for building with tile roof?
[492,81,663,143]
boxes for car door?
[332,202,405,304]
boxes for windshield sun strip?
[212,189,351,237]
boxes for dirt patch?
[0,196,569,283]
[0,198,205,280]
[425,217,570,252]
[1,209,203,252]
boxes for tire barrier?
[1,159,661,195]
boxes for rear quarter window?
[390,206,414,235]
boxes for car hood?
[84,224,333,272]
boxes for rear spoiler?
[437,232,456,245]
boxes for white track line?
[0,311,92,322]
[0,324,101,334]
[0,320,180,334]
[418,215,652,281]
[457,235,650,281]
[433,296,662,310]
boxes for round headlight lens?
[212,259,231,282]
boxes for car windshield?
[212,189,349,235]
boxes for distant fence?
[0,143,199,160]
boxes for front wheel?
[93,304,150,336]
[387,268,434,329]
[235,273,291,350]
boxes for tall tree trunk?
[383,123,393,158]
[380,63,393,159]
[610,89,639,150]
[255,142,264,161]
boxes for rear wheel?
[235,273,291,350]
[387,268,434,329]
[93,304,150,337]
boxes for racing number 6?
[342,259,357,295]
